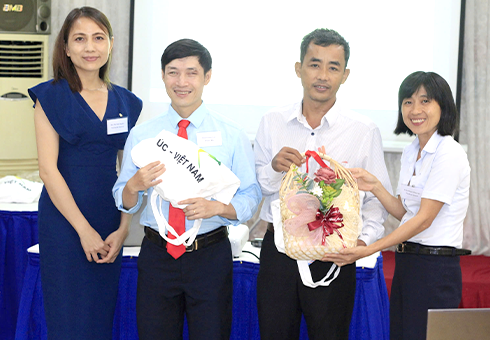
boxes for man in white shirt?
[254,28,392,339]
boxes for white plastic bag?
[271,198,340,288]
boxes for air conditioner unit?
[0,33,49,176]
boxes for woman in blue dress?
[29,7,142,339]
[324,71,470,340]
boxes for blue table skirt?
[350,257,390,339]
[15,252,389,340]
[0,210,38,340]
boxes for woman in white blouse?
[324,71,471,340]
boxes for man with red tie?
[113,39,261,340]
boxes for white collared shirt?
[397,132,470,247]
[254,100,392,246]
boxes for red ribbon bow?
[305,150,328,173]
[307,207,346,247]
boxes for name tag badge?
[197,131,222,147]
[107,117,128,135]
[399,184,423,202]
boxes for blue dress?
[28,79,142,340]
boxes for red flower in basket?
[314,167,336,184]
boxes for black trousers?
[390,252,462,340]
[136,236,233,340]
[257,230,356,340]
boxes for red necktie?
[167,119,190,259]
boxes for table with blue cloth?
[0,204,39,340]
[15,243,389,340]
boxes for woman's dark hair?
[394,71,458,137]
[52,7,113,92]
[300,28,350,67]
[161,39,212,74]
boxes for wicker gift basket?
[279,151,362,260]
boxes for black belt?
[144,225,228,252]
[396,242,471,256]
[267,222,274,232]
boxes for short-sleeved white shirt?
[396,132,470,248]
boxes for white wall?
[132,0,462,152]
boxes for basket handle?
[305,150,329,173]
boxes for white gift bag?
[131,130,240,246]
[271,198,340,288]
[0,176,43,203]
